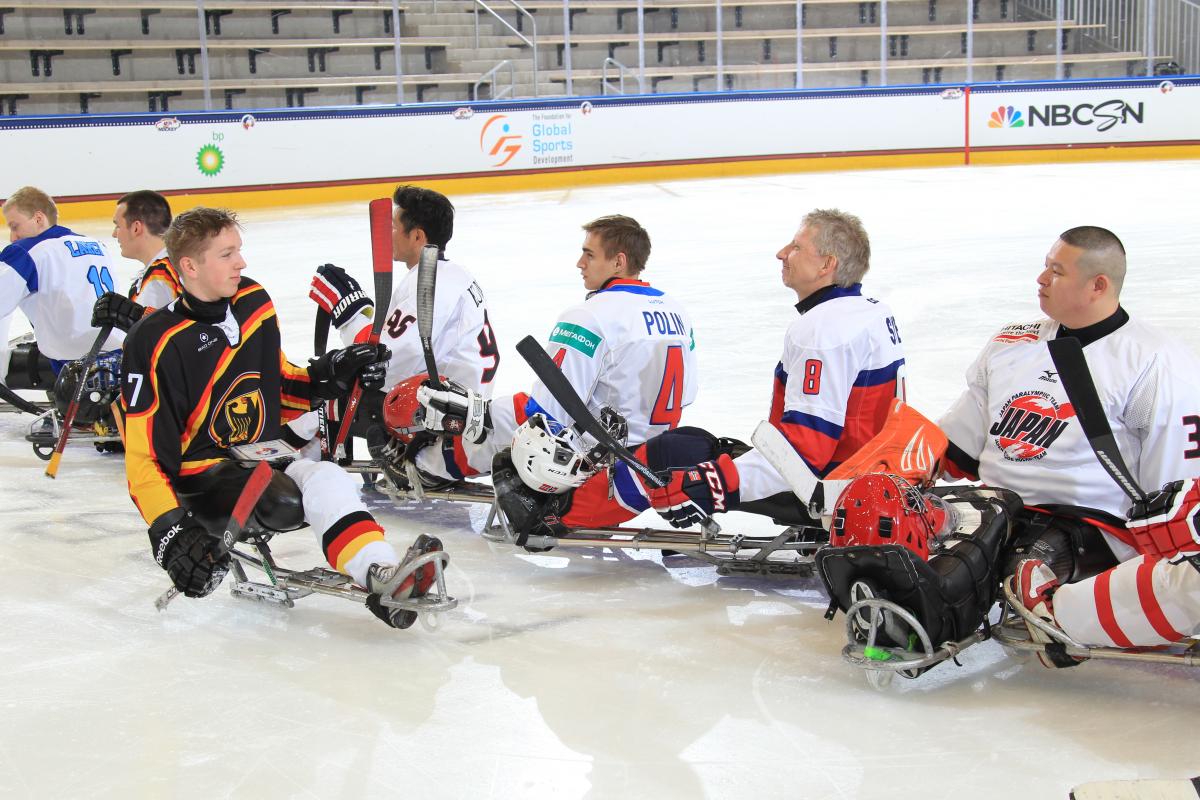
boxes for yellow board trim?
[54,143,1200,221]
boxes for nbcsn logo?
[988,105,1025,128]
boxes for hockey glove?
[1126,478,1200,562]
[309,263,374,330]
[416,380,491,444]
[148,508,231,599]
[308,343,391,400]
[91,292,145,332]
[647,454,740,529]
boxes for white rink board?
[0,78,1196,198]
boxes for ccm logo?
[700,461,726,512]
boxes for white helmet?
[510,414,596,494]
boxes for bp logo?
[988,105,1024,128]
[196,144,225,176]
[479,114,523,167]
[989,391,1075,462]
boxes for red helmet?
[830,473,947,560]
[383,374,441,442]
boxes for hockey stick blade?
[750,421,822,512]
[332,198,393,461]
[45,324,113,479]
[416,243,442,389]
[155,461,274,611]
[1046,336,1146,503]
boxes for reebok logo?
[156,522,183,566]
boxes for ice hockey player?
[939,226,1200,591]
[1,186,124,393]
[121,206,444,629]
[304,185,499,456]
[506,209,906,541]
[91,189,183,332]
[399,213,698,509]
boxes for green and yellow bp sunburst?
[196,144,225,176]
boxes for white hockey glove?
[416,380,491,444]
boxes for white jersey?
[415,277,698,480]
[0,225,125,361]
[735,284,907,502]
[527,278,698,445]
[339,258,497,396]
[939,313,1200,520]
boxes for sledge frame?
[364,460,826,577]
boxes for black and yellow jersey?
[128,251,183,310]
[121,277,313,525]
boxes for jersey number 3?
[650,345,685,429]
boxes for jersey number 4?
[650,345,685,429]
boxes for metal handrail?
[473,58,515,100]
[601,56,629,94]
[474,0,538,97]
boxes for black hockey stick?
[45,324,113,479]
[0,379,47,416]
[415,243,442,389]
[517,335,721,531]
[314,307,332,460]
[155,460,274,611]
[1047,336,1146,502]
[331,198,393,462]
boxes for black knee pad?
[1003,508,1121,583]
[5,341,56,390]
[643,426,725,471]
[178,461,305,536]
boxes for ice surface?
[2,160,1198,799]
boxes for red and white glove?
[1126,478,1200,562]
[309,263,373,331]
[647,454,740,529]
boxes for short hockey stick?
[415,243,442,389]
[516,334,721,532]
[1046,336,1146,502]
[331,198,393,462]
[313,307,332,460]
[45,324,113,479]
[155,460,274,611]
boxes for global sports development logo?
[480,114,522,167]
[988,105,1024,128]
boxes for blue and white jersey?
[0,226,124,361]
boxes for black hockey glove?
[309,263,374,330]
[308,343,391,400]
[148,508,231,599]
[91,292,145,332]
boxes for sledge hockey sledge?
[992,578,1200,670]
[817,484,1024,688]
[361,457,827,577]
[224,530,456,629]
[25,407,122,460]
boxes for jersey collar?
[1055,306,1129,348]
[588,277,663,298]
[795,282,862,314]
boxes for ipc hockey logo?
[990,391,1075,461]
[479,114,523,168]
[988,106,1025,128]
